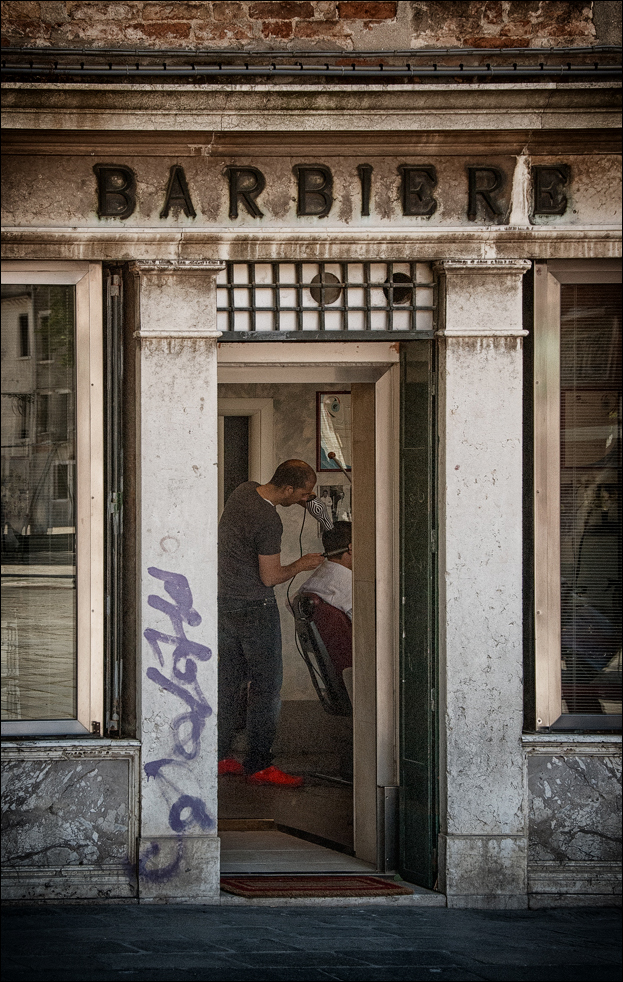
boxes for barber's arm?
[259,552,324,588]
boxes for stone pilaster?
[132,260,223,902]
[435,259,531,908]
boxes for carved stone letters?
[93,164,137,219]
[293,165,334,218]
[398,165,438,217]
[224,166,266,219]
[467,166,508,223]
[93,160,571,223]
[160,165,196,219]
[357,164,373,217]
[532,165,571,216]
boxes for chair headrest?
[296,593,317,620]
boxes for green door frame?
[399,339,438,889]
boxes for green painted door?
[399,340,438,889]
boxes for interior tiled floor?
[219,829,375,874]
[218,772,353,849]
[219,701,357,872]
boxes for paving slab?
[1,903,620,982]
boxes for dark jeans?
[218,598,282,775]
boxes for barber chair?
[292,593,352,718]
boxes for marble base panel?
[1,865,136,901]
[1,740,140,902]
[529,861,621,900]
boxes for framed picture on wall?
[317,484,352,522]
[317,391,352,472]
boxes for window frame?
[533,258,622,731]
[1,261,104,737]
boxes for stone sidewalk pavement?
[1,903,621,981]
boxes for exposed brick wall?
[410,1,594,48]
[0,1,599,50]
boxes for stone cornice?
[130,259,224,340]
[2,81,620,134]
[134,333,222,339]
[129,259,224,274]
[522,733,621,755]
[2,228,621,263]
[434,259,532,275]
[435,258,532,338]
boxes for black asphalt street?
[1,903,621,982]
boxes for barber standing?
[217,459,324,786]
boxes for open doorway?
[216,342,403,875]
[217,383,357,870]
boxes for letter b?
[93,164,136,219]
[294,165,333,218]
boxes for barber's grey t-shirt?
[218,481,283,600]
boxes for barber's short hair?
[270,459,316,490]
[322,521,352,557]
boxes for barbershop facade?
[2,57,621,908]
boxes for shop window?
[52,461,72,502]
[38,312,52,362]
[15,394,30,440]
[534,260,622,730]
[1,263,103,736]
[56,392,70,443]
[18,313,29,357]
[38,392,51,435]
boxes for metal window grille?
[216,262,435,338]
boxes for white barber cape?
[297,560,352,621]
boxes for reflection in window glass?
[1,284,77,720]
[560,284,622,716]
[19,314,29,358]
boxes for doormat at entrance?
[220,875,413,898]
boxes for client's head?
[322,521,352,568]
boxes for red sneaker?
[218,758,243,776]
[247,766,304,787]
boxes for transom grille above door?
[216,262,435,338]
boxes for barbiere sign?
[6,145,617,229]
[94,161,571,223]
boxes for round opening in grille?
[310,272,342,305]
[383,272,412,305]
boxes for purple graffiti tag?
[168,795,215,833]
[141,567,214,884]
[147,566,202,627]
[144,758,178,780]
[171,711,206,761]
[138,838,183,884]
[146,666,211,716]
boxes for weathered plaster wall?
[0,1,604,51]
[219,381,349,701]
[437,260,529,908]
[135,263,222,902]
[1,741,139,900]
